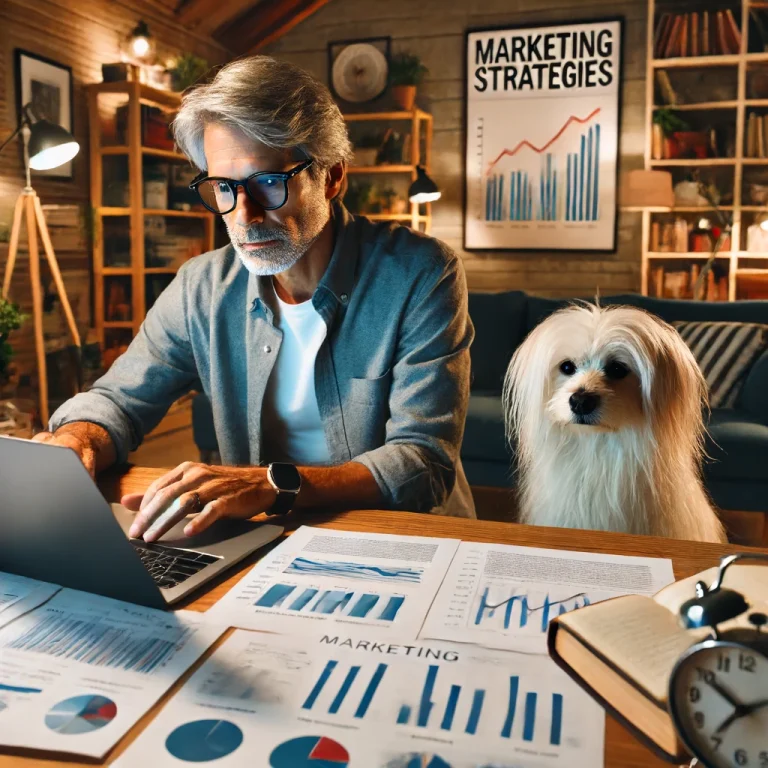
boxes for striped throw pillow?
[673,321,768,408]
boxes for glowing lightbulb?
[132,36,150,58]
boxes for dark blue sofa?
[463,291,768,513]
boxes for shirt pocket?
[347,368,393,407]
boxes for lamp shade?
[409,166,441,204]
[27,119,80,170]
[618,169,674,210]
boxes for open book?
[547,565,768,762]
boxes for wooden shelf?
[343,110,431,122]
[144,267,178,274]
[745,99,768,107]
[736,268,768,274]
[101,146,189,162]
[653,101,738,110]
[741,158,768,165]
[649,158,736,166]
[143,209,210,218]
[739,206,768,212]
[99,207,131,216]
[88,81,181,111]
[737,251,768,257]
[652,54,741,69]
[647,252,732,260]
[102,267,132,275]
[364,214,428,222]
[347,164,415,174]
[103,321,134,329]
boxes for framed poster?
[464,18,623,252]
[15,49,75,180]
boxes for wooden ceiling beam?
[218,0,332,53]
[176,0,256,34]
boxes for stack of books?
[654,10,741,58]
[746,112,768,157]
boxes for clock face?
[670,641,768,768]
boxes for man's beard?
[226,206,329,276]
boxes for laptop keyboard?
[130,540,219,589]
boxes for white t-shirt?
[261,291,331,465]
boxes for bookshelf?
[343,109,434,233]
[640,0,768,300]
[87,81,214,360]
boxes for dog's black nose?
[569,390,600,416]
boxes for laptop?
[0,436,283,608]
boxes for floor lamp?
[0,104,82,425]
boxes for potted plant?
[0,298,25,395]
[653,109,690,159]
[389,53,428,111]
[169,53,210,93]
[344,181,373,214]
[352,134,382,167]
[380,187,398,213]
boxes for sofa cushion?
[705,409,768,483]
[674,321,768,408]
[468,291,528,393]
[462,392,512,464]
[741,349,768,425]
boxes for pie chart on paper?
[165,719,244,762]
[44,694,117,735]
[269,735,350,767]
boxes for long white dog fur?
[503,303,725,542]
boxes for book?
[716,11,729,55]
[652,266,665,298]
[702,11,710,56]
[748,112,757,157]
[655,70,677,105]
[680,13,689,57]
[725,9,742,54]
[664,16,683,58]
[548,565,768,762]
[691,12,699,57]
[654,13,672,58]
[759,113,765,158]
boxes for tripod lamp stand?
[0,103,82,425]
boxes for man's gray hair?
[173,56,353,172]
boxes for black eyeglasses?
[189,158,314,214]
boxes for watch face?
[669,640,768,768]
[269,463,301,493]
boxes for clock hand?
[703,676,740,708]
[715,706,748,735]
[742,698,768,715]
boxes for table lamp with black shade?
[408,165,441,204]
[0,103,82,425]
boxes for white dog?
[503,303,725,542]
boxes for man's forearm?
[294,461,383,510]
[54,422,118,474]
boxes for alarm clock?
[668,554,768,768]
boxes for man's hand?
[123,462,278,542]
[31,422,116,478]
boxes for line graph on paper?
[469,582,616,637]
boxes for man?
[34,56,475,539]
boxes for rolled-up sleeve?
[353,254,474,512]
[49,262,198,463]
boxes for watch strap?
[267,488,297,516]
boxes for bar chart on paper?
[255,583,407,623]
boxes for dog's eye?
[559,360,576,376]
[605,360,629,380]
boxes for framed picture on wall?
[15,49,75,180]
[327,37,391,105]
[464,18,623,252]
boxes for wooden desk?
[4,466,766,768]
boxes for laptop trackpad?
[110,503,277,554]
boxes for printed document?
[205,526,460,639]
[114,628,604,767]
[0,571,60,629]
[0,589,224,757]
[419,543,675,653]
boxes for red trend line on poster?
[485,107,601,174]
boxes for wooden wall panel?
[265,0,648,296]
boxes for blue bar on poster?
[552,170,557,221]
[579,135,585,222]
[501,675,519,738]
[510,172,515,221]
[302,659,337,710]
[586,127,593,221]
[551,693,563,745]
[355,663,387,718]
[523,691,537,742]
[397,704,411,724]
[566,155,571,221]
[441,684,461,731]
[466,689,485,735]
[314,590,348,615]
[516,171,522,220]
[485,178,491,220]
[592,123,601,221]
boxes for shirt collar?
[245,199,357,314]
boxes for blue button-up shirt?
[51,202,476,517]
